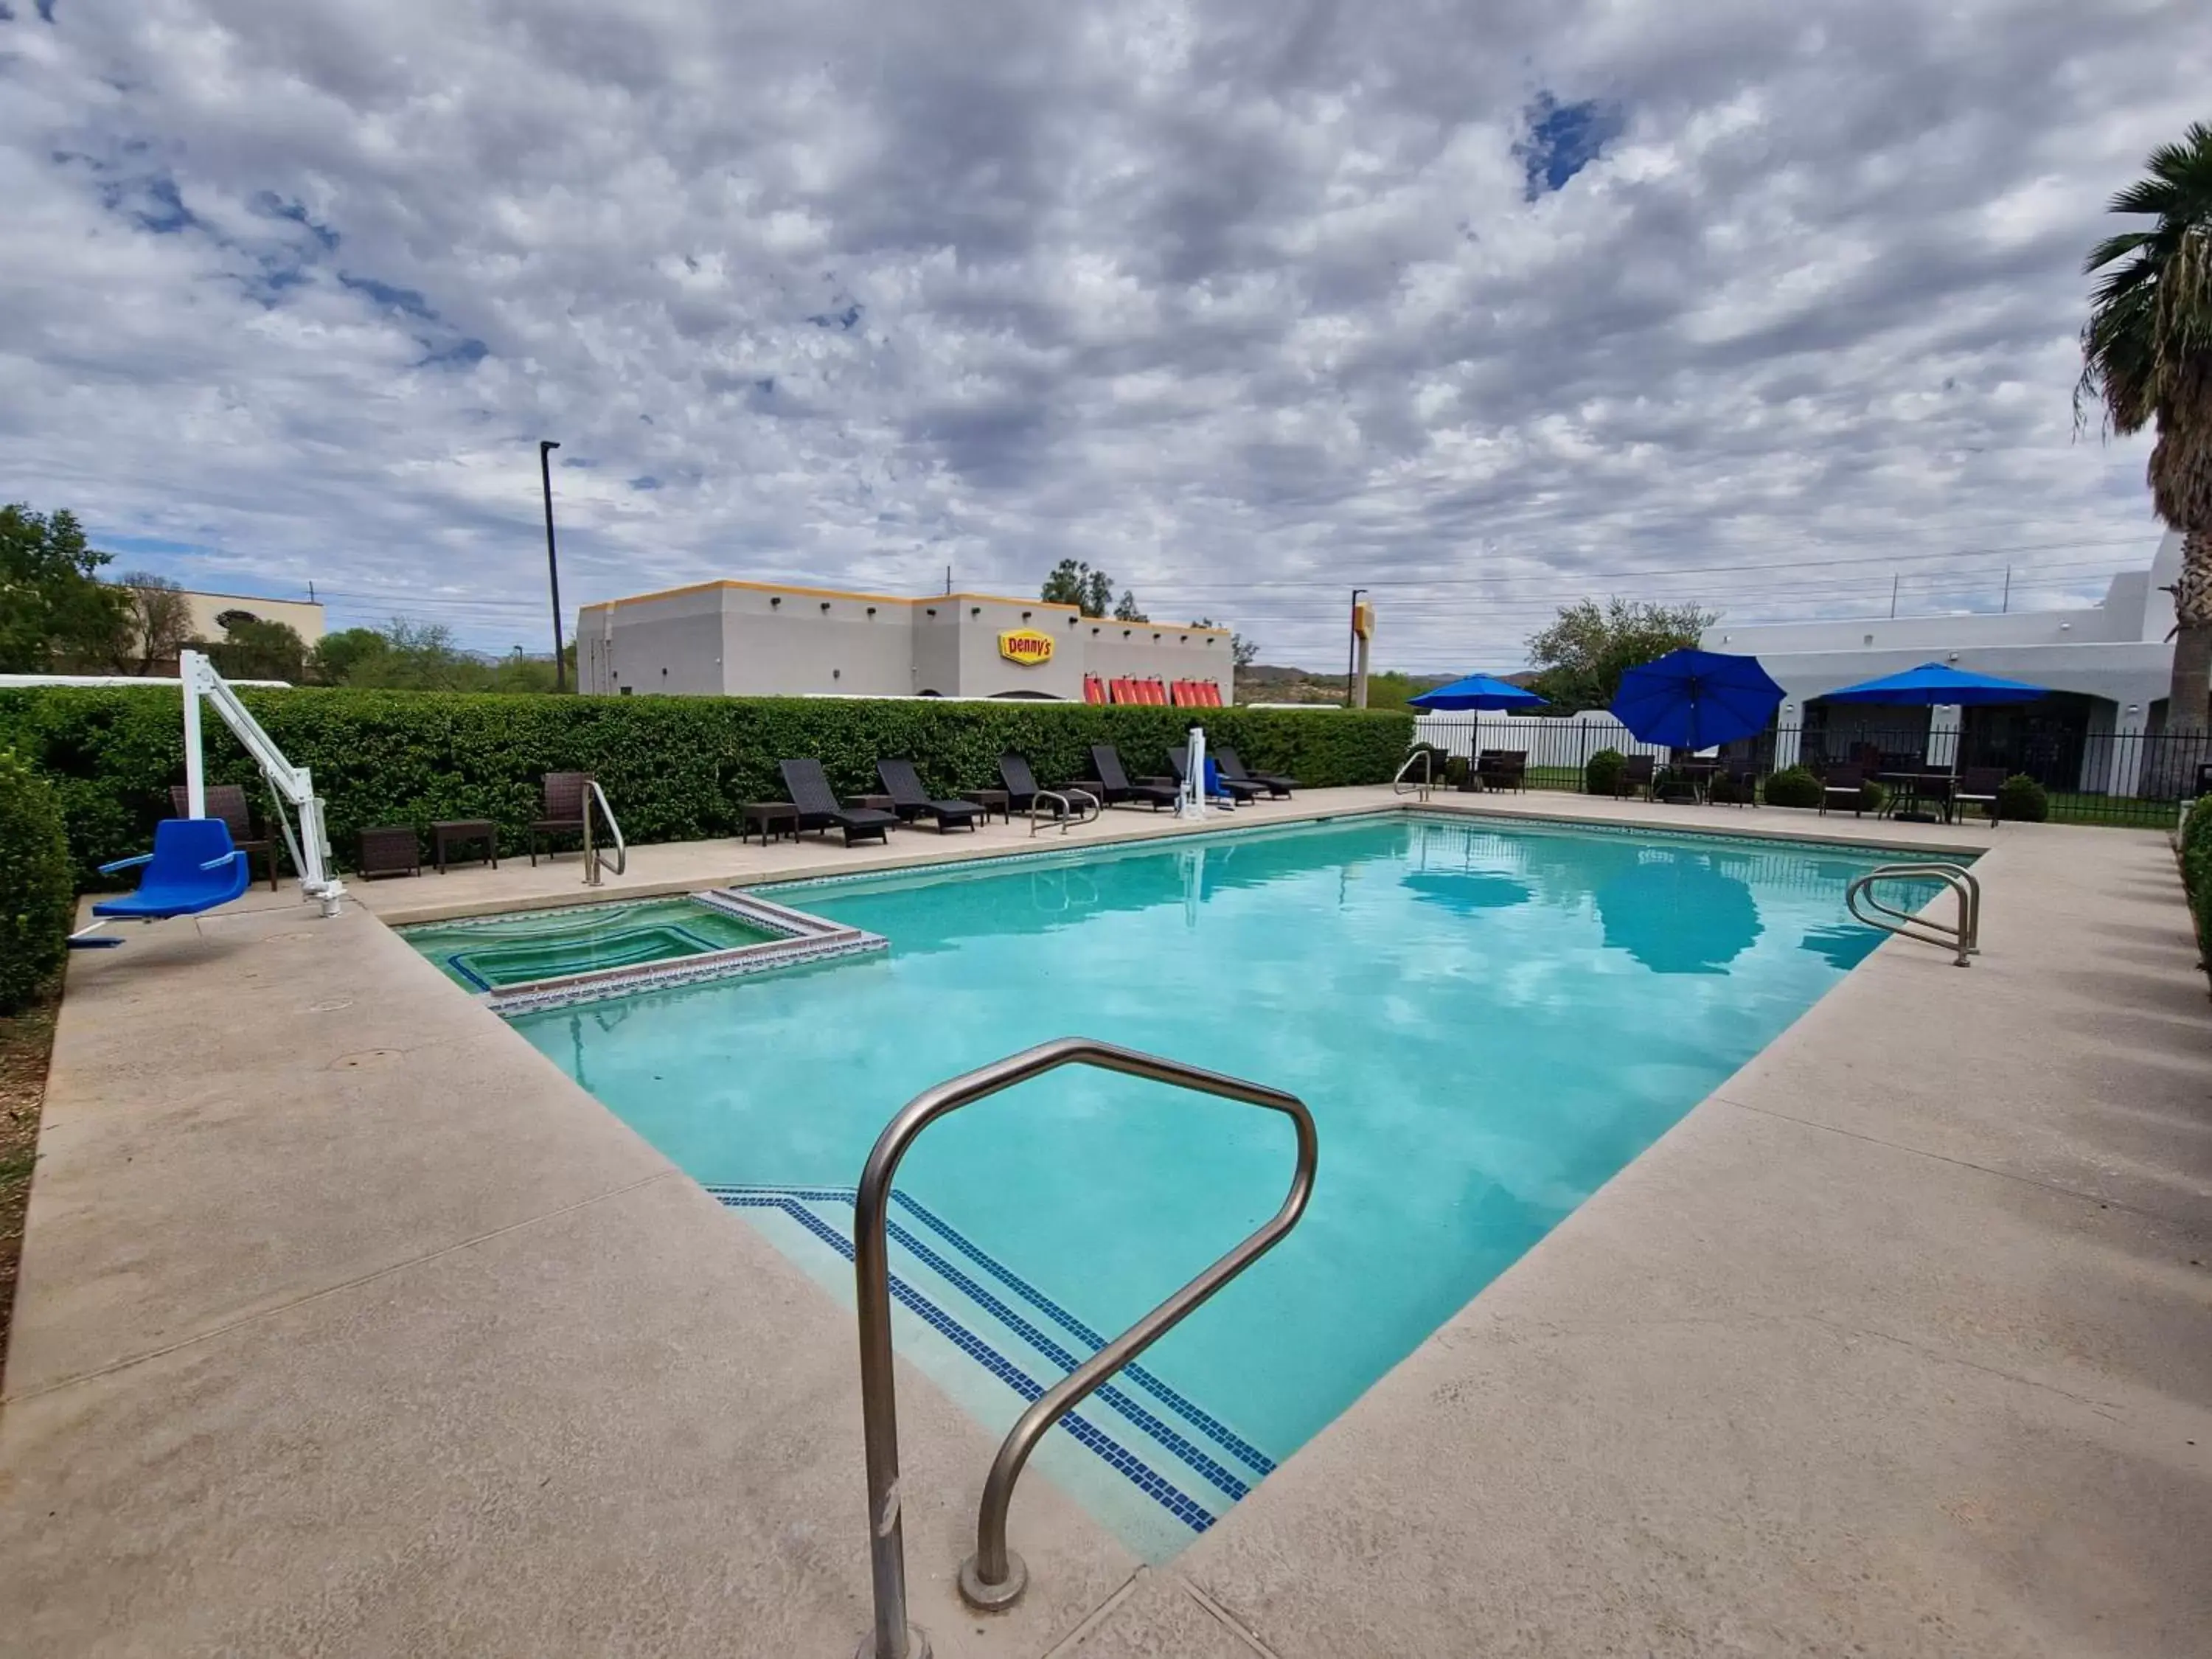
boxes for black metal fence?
[1411,715,2211,829]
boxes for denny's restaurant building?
[577,580,1234,702]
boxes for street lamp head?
[540,439,560,453]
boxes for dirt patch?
[0,984,58,1388]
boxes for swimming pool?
[499,813,1931,1557]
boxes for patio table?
[1674,759,1722,801]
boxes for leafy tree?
[0,504,130,672]
[206,616,308,681]
[1524,598,1717,712]
[1040,558,1116,618]
[111,570,193,674]
[316,619,568,692]
[1191,619,1259,669]
[2079,120,2212,742]
[1112,589,1149,623]
[310,626,393,684]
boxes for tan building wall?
[177,590,327,645]
[576,580,1231,702]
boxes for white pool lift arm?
[179,649,346,917]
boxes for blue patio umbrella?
[1409,673,1545,712]
[1816,661,2048,706]
[1610,649,1785,751]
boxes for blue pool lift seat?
[89,818,251,924]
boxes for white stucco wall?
[577,580,1233,701]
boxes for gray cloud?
[0,0,2203,669]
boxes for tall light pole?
[1344,587,1368,709]
[538,439,566,691]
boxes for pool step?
[477,891,887,1015]
[706,1184,1277,1552]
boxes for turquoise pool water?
[509,814,1926,1554]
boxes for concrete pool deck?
[3,791,2207,1656]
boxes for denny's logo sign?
[998,628,1055,667]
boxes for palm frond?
[2081,125,2212,451]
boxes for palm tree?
[2079,122,2212,759]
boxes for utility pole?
[539,440,566,691]
[1889,574,1899,619]
[1345,588,1368,709]
[2001,567,2011,613]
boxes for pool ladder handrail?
[851,1037,1318,1659]
[1846,861,1981,967]
[1028,784,1102,836]
[1393,747,1436,801]
[580,779,627,886]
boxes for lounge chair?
[780,758,897,846]
[999,754,1099,821]
[877,758,981,832]
[1615,755,1655,799]
[530,771,592,865]
[1953,765,2006,824]
[73,818,249,945]
[1166,747,1258,804]
[1818,763,1868,816]
[1214,745,1295,798]
[1083,744,1178,810]
[170,783,280,890]
[1475,749,1528,793]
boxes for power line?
[1133,534,2157,594]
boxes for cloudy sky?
[1,0,2204,669]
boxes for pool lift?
[178,647,346,918]
[1174,724,1211,821]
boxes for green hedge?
[0,748,73,1012]
[1995,773,2049,823]
[2183,793,2212,981]
[0,687,1414,887]
[1762,765,1821,808]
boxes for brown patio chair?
[1954,766,2006,824]
[530,771,593,864]
[171,782,280,890]
[1475,750,1528,793]
[1615,754,1655,799]
[1818,763,1868,816]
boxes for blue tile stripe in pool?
[706,1183,1270,1535]
[888,1192,1275,1479]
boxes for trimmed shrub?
[1583,747,1626,796]
[1995,773,2049,824]
[0,687,1415,887]
[1762,765,1822,808]
[2183,793,2212,974]
[0,748,73,1012]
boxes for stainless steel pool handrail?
[1846,861,1981,967]
[1393,747,1436,801]
[852,1037,1317,1659]
[1028,785,1101,836]
[580,779,626,886]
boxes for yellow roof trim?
[585,579,1090,614]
